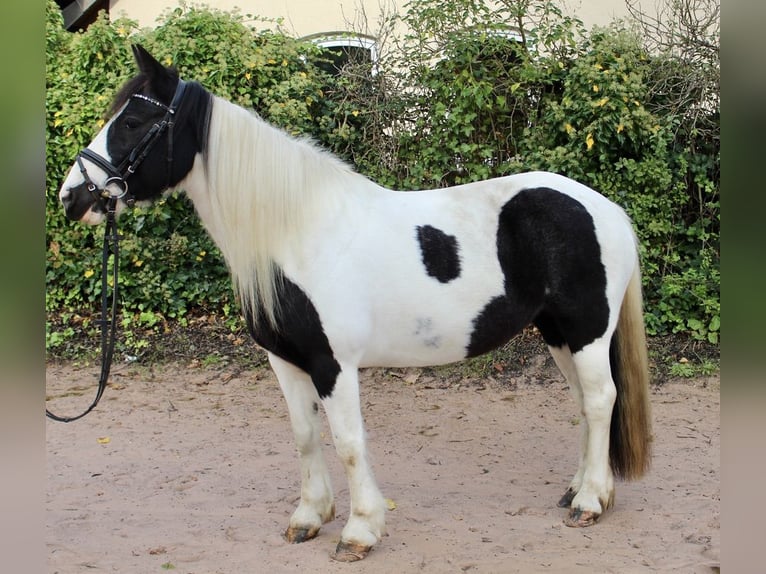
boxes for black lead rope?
[46,198,120,422]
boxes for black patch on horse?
[466,295,528,358]
[244,272,341,399]
[466,187,609,357]
[416,225,461,283]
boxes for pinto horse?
[59,45,651,561]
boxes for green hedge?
[45,2,334,354]
[45,0,719,354]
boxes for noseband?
[75,79,187,212]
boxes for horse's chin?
[80,209,107,225]
[77,199,136,225]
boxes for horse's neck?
[182,96,371,266]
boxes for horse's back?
[285,171,635,368]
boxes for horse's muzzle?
[61,183,104,222]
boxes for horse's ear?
[132,44,166,77]
[131,44,177,100]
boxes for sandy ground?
[46,358,719,573]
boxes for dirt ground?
[46,356,719,573]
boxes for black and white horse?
[59,45,651,561]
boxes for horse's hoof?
[558,488,576,508]
[564,507,600,527]
[285,525,320,543]
[331,540,372,562]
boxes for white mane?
[190,95,359,328]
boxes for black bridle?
[76,80,187,213]
[46,80,187,422]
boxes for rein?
[46,80,187,422]
[46,198,120,422]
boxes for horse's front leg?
[322,365,386,562]
[269,354,335,543]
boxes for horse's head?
[59,45,208,224]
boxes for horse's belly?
[355,296,491,368]
[358,329,471,368]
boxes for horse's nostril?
[61,190,74,209]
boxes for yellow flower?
[84,269,95,278]
[585,133,595,151]
[594,63,603,70]
[351,110,360,117]
[96,52,103,61]
[616,123,625,133]
[595,97,609,107]
[592,84,599,93]
[564,122,575,135]
[245,72,251,80]
[164,56,173,66]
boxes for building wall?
[109,0,642,38]
[110,0,388,37]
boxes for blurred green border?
[721,0,766,571]
[0,2,45,573]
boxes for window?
[303,33,378,76]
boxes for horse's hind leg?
[548,344,587,509]
[321,365,386,562]
[565,339,617,527]
[269,354,335,543]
